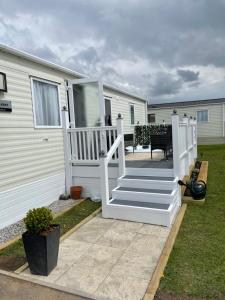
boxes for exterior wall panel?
[104,88,146,134]
[0,53,67,193]
[148,103,224,138]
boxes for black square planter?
[22,224,60,276]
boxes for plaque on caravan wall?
[0,100,12,112]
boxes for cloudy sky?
[1,0,225,103]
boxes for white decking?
[63,111,197,227]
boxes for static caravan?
[0,44,147,229]
[148,98,225,143]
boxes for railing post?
[62,107,72,195]
[182,114,190,175]
[99,150,109,217]
[193,117,198,160]
[189,117,197,162]
[117,114,125,177]
[172,110,180,178]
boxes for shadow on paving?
[0,271,90,300]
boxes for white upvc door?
[68,78,105,128]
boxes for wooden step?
[125,167,174,177]
[103,195,181,227]
[110,199,170,210]
[112,186,177,204]
[118,175,178,190]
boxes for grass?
[157,144,225,300]
[0,199,101,258]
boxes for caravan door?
[68,78,104,128]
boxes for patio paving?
[20,214,170,300]
[125,151,173,169]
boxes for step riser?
[125,168,174,177]
[118,178,177,190]
[103,194,181,227]
[103,203,171,227]
[112,189,177,204]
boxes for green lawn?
[0,199,101,258]
[157,144,225,300]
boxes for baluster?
[87,131,91,160]
[95,130,99,160]
[74,131,78,160]
[70,131,75,160]
[108,129,112,151]
[83,131,87,160]
[91,131,95,160]
[78,131,82,160]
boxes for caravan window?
[31,78,61,128]
[197,110,208,123]
[129,104,135,125]
[148,113,156,123]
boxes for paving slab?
[20,214,171,300]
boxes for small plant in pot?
[22,207,60,276]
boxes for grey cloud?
[76,47,100,65]
[149,72,183,97]
[2,0,225,68]
[0,0,225,102]
[177,69,200,82]
[30,46,59,62]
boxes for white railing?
[62,107,197,198]
[172,111,197,179]
[62,108,125,195]
[67,126,118,164]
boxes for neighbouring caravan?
[148,99,225,143]
[0,44,147,229]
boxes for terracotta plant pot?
[70,186,83,200]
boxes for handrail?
[100,115,125,215]
[106,135,122,164]
[68,126,117,132]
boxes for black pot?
[22,224,60,276]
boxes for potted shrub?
[22,207,60,276]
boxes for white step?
[118,175,178,190]
[103,192,181,227]
[125,167,174,177]
[112,186,178,204]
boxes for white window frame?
[129,103,135,125]
[31,77,62,129]
[196,109,209,123]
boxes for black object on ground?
[22,224,60,276]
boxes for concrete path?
[21,214,170,300]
